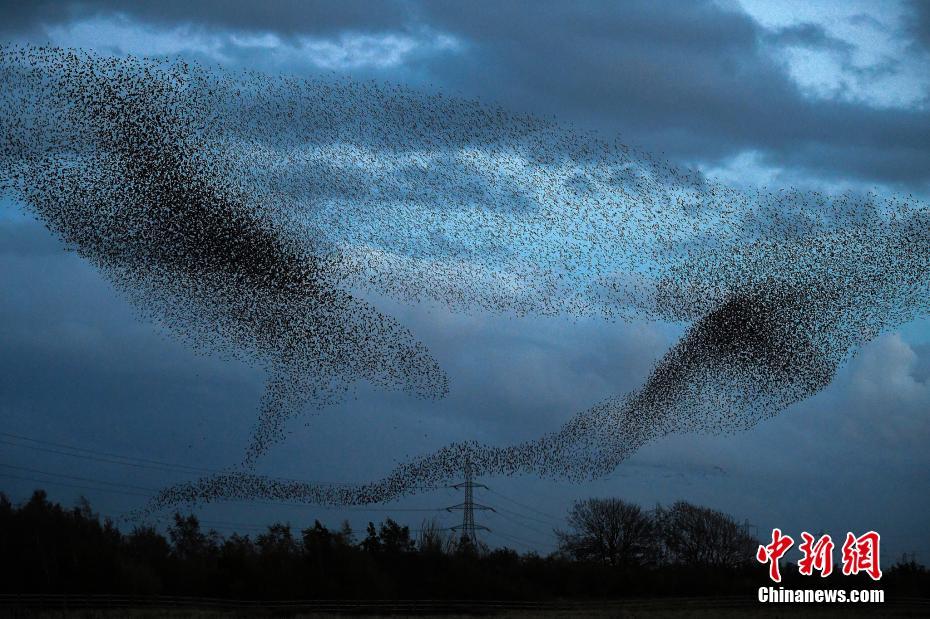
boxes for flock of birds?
[1,45,928,511]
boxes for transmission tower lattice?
[446,462,494,545]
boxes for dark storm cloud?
[415,0,930,186]
[906,0,930,51]
[0,0,410,36]
[2,0,928,186]
[0,1,72,35]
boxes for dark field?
[3,595,929,618]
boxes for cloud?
[906,0,930,51]
[295,31,460,71]
[844,333,930,446]
[0,0,411,37]
[39,14,461,72]
[764,23,854,52]
[43,15,229,59]
[3,0,929,187]
[413,0,930,186]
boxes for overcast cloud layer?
[1,0,928,561]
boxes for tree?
[655,501,757,568]
[361,522,381,554]
[417,518,448,554]
[335,520,355,547]
[256,523,297,557]
[452,533,479,557]
[302,520,333,557]
[556,498,657,567]
[167,513,217,561]
[126,525,171,565]
[379,518,415,554]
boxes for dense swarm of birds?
[1,46,928,510]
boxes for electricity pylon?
[446,462,493,545]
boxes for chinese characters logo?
[757,529,882,582]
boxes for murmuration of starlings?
[1,45,927,512]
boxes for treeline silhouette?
[1,490,926,601]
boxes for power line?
[494,505,562,529]
[486,508,554,538]
[0,431,355,486]
[485,488,564,524]
[1,433,568,530]
[0,472,153,499]
[1,434,561,547]
[1,469,555,553]
[0,461,443,513]
[486,529,557,553]
[445,462,493,546]
[0,438,192,475]
[0,479,437,539]
[443,486,563,554]
[485,530,533,550]
[0,433,214,475]
[0,478,444,537]
[0,462,157,492]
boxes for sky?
[1,0,929,563]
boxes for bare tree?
[417,517,449,554]
[656,501,757,568]
[556,498,657,567]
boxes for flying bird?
[1,45,927,510]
